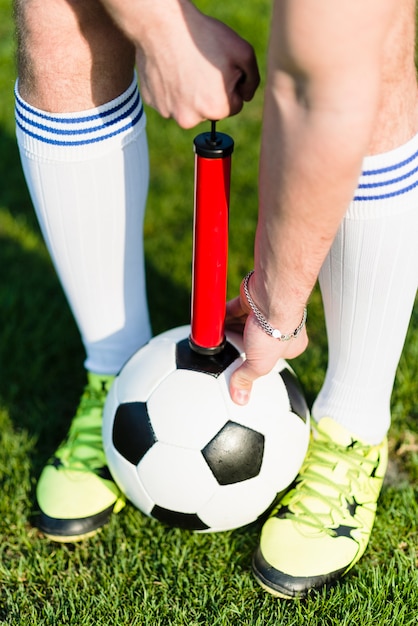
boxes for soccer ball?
[102,325,310,532]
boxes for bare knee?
[15,0,135,111]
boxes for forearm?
[99,0,188,47]
[253,79,374,323]
[251,0,396,330]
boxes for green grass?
[1,1,417,624]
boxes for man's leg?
[253,134,418,597]
[15,0,151,540]
[313,171,417,443]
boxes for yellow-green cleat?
[252,417,388,598]
[36,372,125,542]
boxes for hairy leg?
[15,0,151,374]
[15,0,135,111]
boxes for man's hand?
[101,0,260,128]
[225,287,308,406]
[136,4,259,128]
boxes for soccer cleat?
[36,372,125,542]
[252,417,388,598]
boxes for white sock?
[15,75,152,375]
[313,133,418,444]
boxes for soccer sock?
[15,75,152,375]
[312,134,418,445]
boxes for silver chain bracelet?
[242,270,307,341]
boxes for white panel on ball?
[116,339,177,402]
[198,476,275,531]
[104,447,155,516]
[147,369,228,448]
[218,363,293,433]
[137,442,218,512]
[260,412,310,493]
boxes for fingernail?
[235,389,250,406]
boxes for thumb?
[228,313,284,406]
[229,361,255,406]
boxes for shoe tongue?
[87,372,115,394]
[314,417,361,447]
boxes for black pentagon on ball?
[202,421,265,485]
[176,338,240,378]
[151,505,210,531]
[112,402,157,465]
[279,368,309,422]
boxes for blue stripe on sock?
[357,162,418,190]
[354,178,418,201]
[15,91,142,138]
[354,146,418,201]
[15,105,144,146]
[361,148,418,176]
[14,78,138,125]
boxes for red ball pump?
[189,121,234,355]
